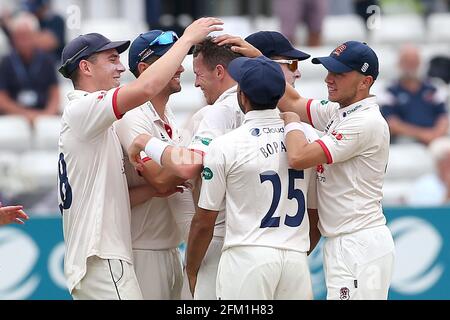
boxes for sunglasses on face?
[138,31,179,63]
[272,59,299,72]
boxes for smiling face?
[193,53,222,105]
[325,70,371,107]
[85,48,126,90]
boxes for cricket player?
[245,31,310,88]
[114,30,196,299]
[126,37,243,299]
[57,17,223,300]
[215,37,395,300]
[187,56,318,299]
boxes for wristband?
[284,122,305,137]
[144,138,169,166]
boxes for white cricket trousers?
[133,248,183,300]
[194,236,223,300]
[216,246,313,300]
[323,225,395,300]
[72,256,143,300]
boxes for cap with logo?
[228,56,286,105]
[59,33,130,78]
[312,41,379,80]
[245,31,310,61]
[128,30,180,73]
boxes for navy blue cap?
[228,56,286,105]
[312,41,379,79]
[128,30,179,73]
[59,33,130,78]
[245,31,310,61]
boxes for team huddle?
[57,17,395,300]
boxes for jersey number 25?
[259,169,305,228]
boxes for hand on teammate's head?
[213,34,263,58]
[182,17,224,45]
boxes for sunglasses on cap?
[272,59,299,72]
[138,31,179,63]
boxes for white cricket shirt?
[198,109,318,252]
[58,88,133,293]
[115,102,190,250]
[185,86,244,238]
[306,96,389,237]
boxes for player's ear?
[79,60,91,76]
[360,75,373,91]
[215,64,225,79]
[137,62,149,75]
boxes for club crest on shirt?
[316,164,326,183]
[331,130,343,141]
[97,91,106,100]
[340,287,350,300]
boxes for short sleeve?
[307,99,339,131]
[115,108,154,158]
[197,140,227,211]
[316,120,365,164]
[64,87,121,141]
[188,105,235,153]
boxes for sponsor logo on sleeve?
[202,167,214,180]
[193,136,212,146]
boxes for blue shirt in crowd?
[0,49,58,111]
[381,80,448,128]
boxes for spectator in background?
[22,0,66,62]
[145,0,206,38]
[406,137,450,206]
[0,12,59,125]
[273,0,327,46]
[380,44,449,144]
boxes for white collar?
[67,90,89,101]
[244,109,280,123]
[338,95,378,120]
[214,85,237,105]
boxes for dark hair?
[132,55,159,78]
[247,95,278,110]
[69,53,99,87]
[193,36,242,70]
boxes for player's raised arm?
[278,83,312,124]
[115,17,223,114]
